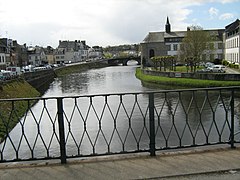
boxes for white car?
[208,65,226,73]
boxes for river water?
[1,61,240,160]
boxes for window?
[0,56,1,63]
[173,44,178,51]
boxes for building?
[140,17,225,66]
[0,38,12,69]
[12,41,28,67]
[0,41,7,70]
[88,46,103,59]
[224,19,240,64]
[27,46,46,66]
[55,40,89,64]
[44,46,55,65]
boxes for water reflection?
[1,63,240,161]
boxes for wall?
[23,69,56,93]
[142,68,240,81]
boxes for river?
[1,61,240,161]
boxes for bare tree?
[179,25,211,72]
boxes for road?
[226,67,240,74]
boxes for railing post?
[57,98,67,163]
[230,90,235,149]
[149,93,156,156]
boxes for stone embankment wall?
[23,69,56,92]
[24,61,108,92]
[142,69,240,81]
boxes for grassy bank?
[135,68,240,88]
[0,79,40,141]
[55,62,108,76]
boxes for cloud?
[219,13,234,20]
[209,7,219,18]
[0,0,194,47]
[0,0,239,47]
[220,0,240,3]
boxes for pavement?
[1,146,240,180]
[226,67,240,74]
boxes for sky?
[0,0,239,48]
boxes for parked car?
[196,68,211,73]
[0,70,11,80]
[208,65,226,73]
[6,66,22,76]
[205,62,214,68]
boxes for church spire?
[165,16,171,33]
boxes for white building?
[28,46,46,66]
[55,40,89,64]
[225,19,240,64]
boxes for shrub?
[222,60,229,66]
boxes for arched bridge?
[106,56,141,66]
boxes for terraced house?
[141,17,239,66]
[224,19,240,64]
[55,40,89,64]
[0,38,29,69]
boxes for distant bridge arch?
[106,56,141,66]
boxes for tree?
[151,56,176,71]
[179,25,211,72]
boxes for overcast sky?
[0,0,239,48]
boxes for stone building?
[140,17,225,66]
[0,38,12,69]
[12,41,28,67]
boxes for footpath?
[1,146,240,180]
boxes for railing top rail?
[1,86,240,102]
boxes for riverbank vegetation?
[0,79,40,141]
[135,68,240,88]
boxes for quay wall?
[23,69,56,93]
[24,61,108,93]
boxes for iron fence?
[0,87,240,164]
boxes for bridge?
[105,56,141,66]
[0,86,239,164]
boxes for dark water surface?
[2,62,240,160]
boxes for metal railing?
[0,87,240,164]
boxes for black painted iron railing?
[0,87,240,164]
